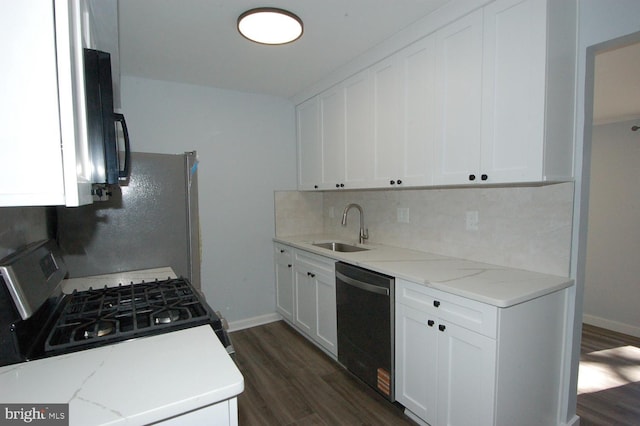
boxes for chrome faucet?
[341,203,369,244]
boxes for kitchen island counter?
[275,235,573,307]
[0,268,243,426]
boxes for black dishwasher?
[336,262,395,401]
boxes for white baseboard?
[561,414,580,426]
[227,312,282,332]
[583,314,640,338]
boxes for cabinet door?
[0,1,65,206]
[481,0,546,183]
[314,266,337,355]
[0,0,95,207]
[293,259,316,336]
[433,10,483,185]
[395,304,438,424]
[372,55,403,187]
[344,70,374,188]
[320,86,346,189]
[297,97,322,190]
[372,36,435,189]
[436,321,496,426]
[401,35,436,187]
[274,245,294,321]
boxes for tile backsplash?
[275,182,574,276]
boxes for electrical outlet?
[397,207,410,223]
[466,210,479,231]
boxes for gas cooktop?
[45,278,222,354]
[0,240,232,367]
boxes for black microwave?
[84,48,130,186]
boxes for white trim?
[583,315,640,339]
[227,312,282,332]
[561,414,580,426]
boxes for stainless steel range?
[0,240,233,367]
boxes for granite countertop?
[274,235,573,308]
[0,268,244,426]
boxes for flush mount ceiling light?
[237,7,303,45]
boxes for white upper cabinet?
[372,36,435,189]
[0,0,120,207]
[297,97,322,190]
[371,56,403,187]
[400,35,437,187]
[320,85,347,189]
[435,0,575,185]
[432,10,484,185]
[344,71,374,188]
[295,0,575,190]
[297,70,373,190]
[481,0,575,183]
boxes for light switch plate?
[397,207,410,223]
[466,210,479,231]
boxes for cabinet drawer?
[396,279,497,338]
[274,243,294,261]
[295,251,335,273]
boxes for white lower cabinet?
[396,278,567,426]
[274,244,295,322]
[274,244,337,356]
[396,281,496,426]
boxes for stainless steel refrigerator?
[56,151,201,290]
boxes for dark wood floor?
[231,321,415,425]
[577,324,640,426]
[232,321,640,426]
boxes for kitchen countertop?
[274,235,573,307]
[0,268,244,426]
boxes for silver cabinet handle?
[336,271,389,296]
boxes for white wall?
[584,119,640,336]
[120,76,296,323]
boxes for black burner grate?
[45,278,217,352]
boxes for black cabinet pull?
[287,264,292,268]
[307,272,315,278]
[390,180,395,185]
[469,174,476,181]
[314,185,318,189]
[433,300,440,308]
[427,320,435,327]
[280,249,285,253]
[481,174,488,181]
[336,183,345,188]
[397,179,402,185]
[439,324,446,332]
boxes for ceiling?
[118,1,640,123]
[118,0,449,99]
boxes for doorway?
[577,31,640,426]
[584,39,640,338]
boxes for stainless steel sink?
[312,241,369,252]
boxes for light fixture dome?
[237,7,303,45]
